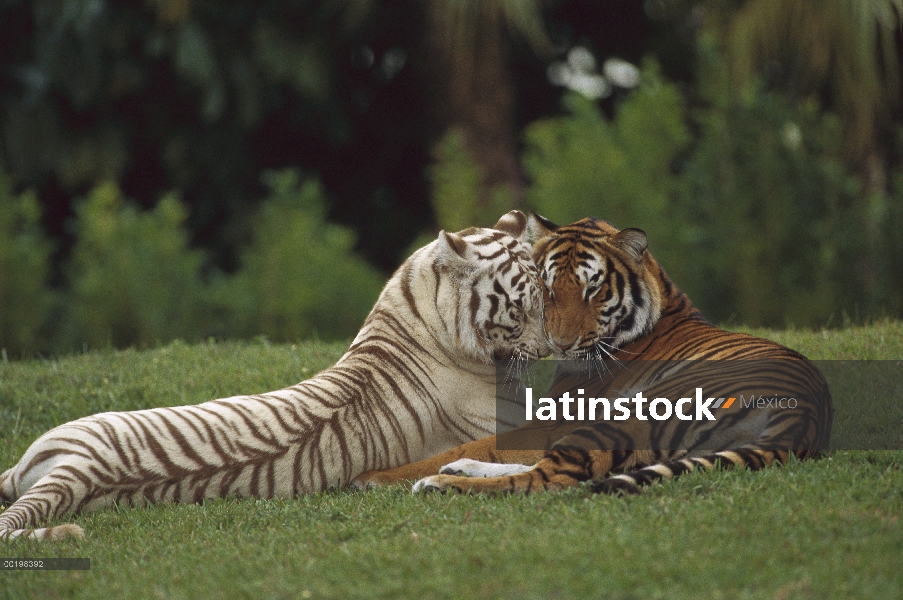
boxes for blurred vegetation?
[711,0,903,167]
[0,169,382,357]
[1,0,902,356]
[0,174,55,355]
[429,41,903,328]
[63,183,208,351]
[428,128,514,232]
[523,60,691,249]
[674,37,869,326]
[215,170,384,343]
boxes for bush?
[521,51,902,327]
[397,128,518,260]
[429,127,514,232]
[523,60,692,264]
[676,87,862,326]
[0,174,54,356]
[219,170,385,342]
[63,182,208,349]
[865,169,903,320]
[524,61,690,225]
[673,39,878,327]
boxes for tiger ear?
[526,211,559,243]
[612,228,648,262]
[492,210,527,241]
[437,230,476,269]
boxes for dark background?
[1,0,901,354]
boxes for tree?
[340,0,551,213]
[704,0,903,188]
[422,0,551,208]
[0,0,418,270]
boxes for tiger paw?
[411,475,468,495]
[439,459,533,478]
[411,472,524,495]
[590,476,642,495]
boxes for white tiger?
[0,210,549,540]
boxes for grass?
[1,324,902,599]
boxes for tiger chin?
[0,211,551,541]
[394,213,833,496]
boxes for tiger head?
[527,212,664,360]
[430,211,551,364]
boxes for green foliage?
[524,51,902,327]
[63,183,208,350]
[220,170,385,342]
[251,21,331,103]
[719,0,903,160]
[0,0,397,284]
[428,127,514,232]
[877,172,903,317]
[404,127,517,260]
[524,61,691,263]
[0,175,54,356]
[0,169,388,356]
[677,87,861,326]
[671,38,900,326]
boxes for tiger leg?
[410,420,659,494]
[412,448,621,494]
[349,436,545,489]
[0,469,88,540]
[592,447,791,495]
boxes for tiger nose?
[553,337,576,351]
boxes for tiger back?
[410,213,833,495]
[0,211,550,540]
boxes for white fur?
[439,459,534,478]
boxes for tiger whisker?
[593,348,611,381]
[596,337,641,356]
[594,340,627,373]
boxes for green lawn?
[1,325,902,599]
